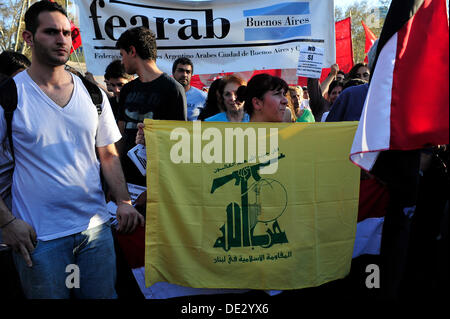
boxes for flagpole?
[349,10,354,65]
[67,0,84,75]
[14,0,27,52]
[72,48,83,73]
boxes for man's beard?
[177,78,189,87]
[34,40,70,66]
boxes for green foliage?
[0,0,34,55]
[335,0,390,65]
[0,0,74,60]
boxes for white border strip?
[350,33,398,171]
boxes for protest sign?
[296,44,325,78]
[128,144,147,176]
[74,0,336,75]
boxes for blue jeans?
[13,221,117,299]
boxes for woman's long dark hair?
[198,78,223,120]
[346,63,368,80]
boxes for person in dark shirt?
[307,63,344,121]
[116,26,187,187]
[308,77,344,121]
[104,60,134,122]
[325,40,379,123]
[325,81,369,122]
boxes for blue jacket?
[326,83,369,122]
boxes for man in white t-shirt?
[172,57,206,121]
[0,1,143,299]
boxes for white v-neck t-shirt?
[0,71,121,240]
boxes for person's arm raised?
[320,63,339,97]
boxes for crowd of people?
[0,0,447,301]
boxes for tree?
[335,0,390,64]
[0,0,34,54]
[0,0,73,58]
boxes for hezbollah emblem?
[212,154,288,251]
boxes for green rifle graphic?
[212,154,288,251]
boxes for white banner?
[74,0,336,75]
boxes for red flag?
[303,17,354,86]
[116,226,145,269]
[351,0,449,171]
[335,17,354,73]
[190,19,355,89]
[361,20,377,63]
[70,21,82,53]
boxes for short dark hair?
[25,0,67,35]
[343,78,367,90]
[104,60,133,80]
[328,80,344,95]
[172,57,194,74]
[116,26,157,61]
[0,51,31,76]
[238,73,288,116]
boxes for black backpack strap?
[0,78,18,160]
[0,75,104,162]
[77,74,109,195]
[78,75,103,116]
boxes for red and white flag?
[350,0,449,172]
[361,20,377,63]
[350,0,449,258]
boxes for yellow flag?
[144,120,360,290]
